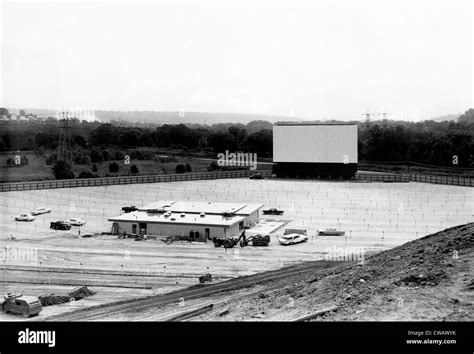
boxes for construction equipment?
[199,273,212,284]
[213,231,270,249]
[118,231,128,239]
[134,234,148,241]
[1,293,42,318]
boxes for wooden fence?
[0,169,471,192]
[408,173,473,187]
[355,172,410,183]
[356,172,473,186]
[0,170,272,192]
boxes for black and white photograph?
[0,0,472,352]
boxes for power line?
[57,111,74,166]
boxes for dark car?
[122,205,138,213]
[249,173,263,180]
[262,208,284,215]
[50,221,71,230]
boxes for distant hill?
[94,111,306,125]
[429,114,461,122]
[6,108,309,125]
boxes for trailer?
[1,294,42,318]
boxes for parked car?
[121,205,138,213]
[318,228,345,236]
[66,218,86,226]
[50,221,71,230]
[14,214,35,222]
[31,207,52,216]
[79,233,94,238]
[262,208,284,215]
[1,293,42,318]
[249,173,263,180]
[279,233,308,245]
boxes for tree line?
[1,108,473,168]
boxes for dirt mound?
[309,223,473,320]
[207,223,473,321]
[39,286,96,307]
[69,286,96,299]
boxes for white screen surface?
[273,124,358,163]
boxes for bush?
[52,161,75,180]
[45,154,57,165]
[130,165,139,174]
[92,164,98,172]
[90,149,103,163]
[6,157,15,167]
[78,171,97,179]
[74,151,91,165]
[207,161,219,171]
[21,155,29,165]
[185,163,192,172]
[109,162,119,173]
[175,164,185,173]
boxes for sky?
[0,0,472,121]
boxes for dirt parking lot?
[0,178,471,319]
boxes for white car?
[279,233,308,246]
[66,218,86,226]
[15,214,35,222]
[318,228,345,236]
[31,207,52,216]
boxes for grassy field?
[0,152,235,183]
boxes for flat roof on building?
[139,200,263,216]
[109,211,246,227]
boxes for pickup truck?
[50,221,72,230]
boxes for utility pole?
[379,111,390,126]
[57,111,74,166]
[362,109,373,126]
